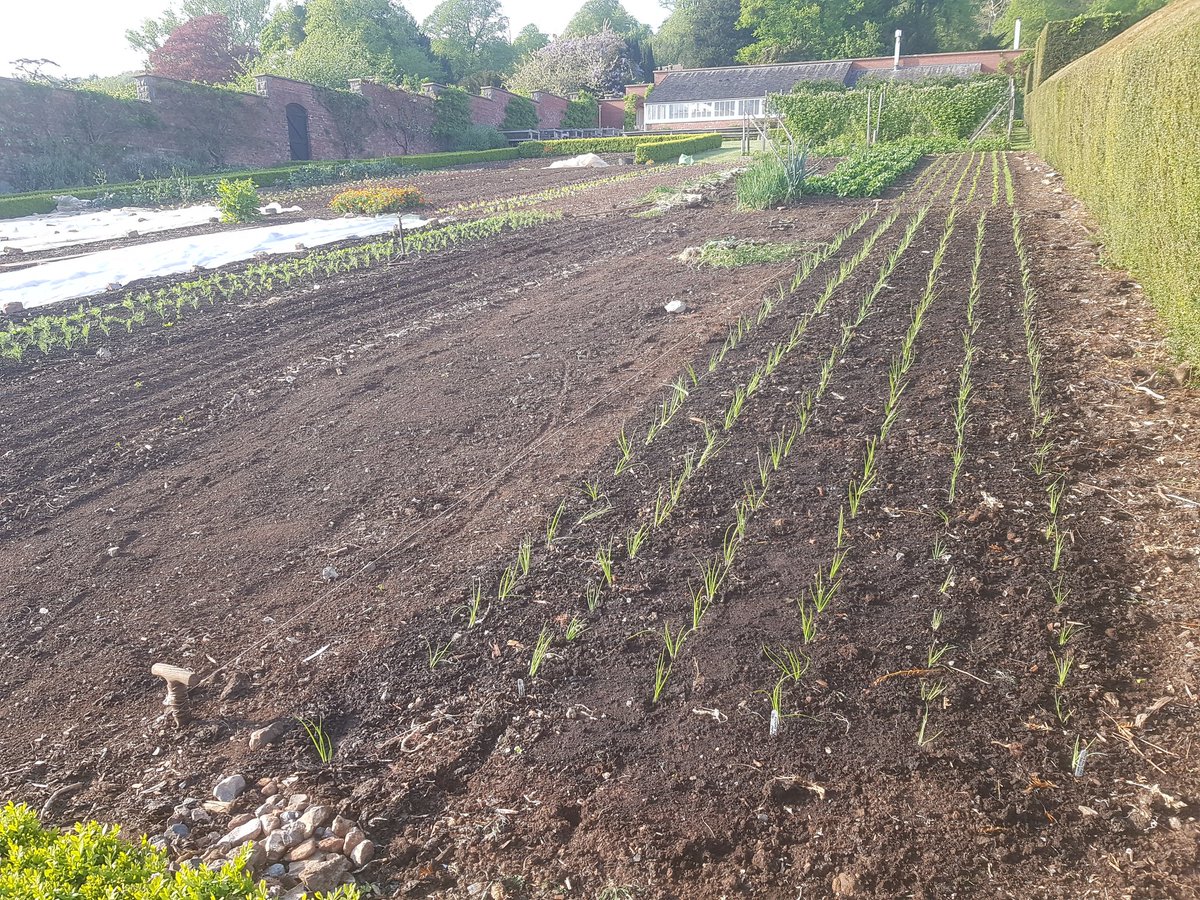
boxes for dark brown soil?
[0,153,1196,899]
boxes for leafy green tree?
[259,1,307,54]
[507,27,633,96]
[565,0,652,42]
[996,0,1086,44]
[654,0,748,68]
[277,0,439,86]
[423,0,512,82]
[511,23,550,62]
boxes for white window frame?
[645,97,764,123]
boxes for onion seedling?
[699,558,723,604]
[424,634,454,670]
[796,597,817,643]
[615,428,634,475]
[1057,621,1081,647]
[931,609,943,632]
[722,523,741,569]
[545,500,566,549]
[296,716,335,764]
[458,578,486,628]
[919,678,945,702]
[1053,689,1072,725]
[1051,649,1074,687]
[937,568,954,595]
[927,641,952,668]
[1049,575,1070,608]
[764,644,810,681]
[662,622,688,660]
[582,478,603,502]
[1051,527,1066,572]
[626,524,648,560]
[565,617,587,641]
[652,649,672,703]
[917,703,941,747]
[691,585,711,631]
[529,626,554,678]
[517,535,532,577]
[593,543,615,587]
[585,580,602,612]
[498,564,518,601]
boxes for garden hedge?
[517,136,644,158]
[1029,13,1129,88]
[633,133,723,163]
[0,148,519,220]
[1026,0,1200,369]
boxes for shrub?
[562,95,599,129]
[0,802,358,899]
[517,140,546,158]
[1027,0,1200,370]
[633,133,722,163]
[215,178,262,223]
[502,95,540,130]
[624,93,639,131]
[330,185,424,215]
[450,124,510,151]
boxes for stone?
[1172,362,1193,386]
[220,671,250,701]
[682,193,704,207]
[298,855,351,893]
[256,796,282,816]
[279,819,311,847]
[287,794,310,811]
[243,841,267,873]
[2,301,24,315]
[263,830,287,861]
[342,827,366,856]
[348,839,374,867]
[832,871,859,896]
[330,815,354,838]
[288,837,318,862]
[300,805,334,831]
[318,836,344,853]
[265,863,286,877]
[249,721,288,750]
[217,818,262,848]
[228,812,254,829]
[664,299,687,314]
[260,813,282,833]
[165,823,190,841]
[321,565,340,582]
[213,774,246,803]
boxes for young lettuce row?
[0,211,560,363]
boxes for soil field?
[0,152,1197,899]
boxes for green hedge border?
[0,148,519,220]
[1027,0,1200,369]
[516,133,723,164]
[1029,13,1129,89]
[634,133,723,163]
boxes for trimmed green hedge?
[517,137,643,158]
[0,148,519,220]
[1030,13,1129,88]
[1027,0,1200,369]
[634,133,723,163]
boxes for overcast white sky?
[0,0,670,79]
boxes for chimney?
[893,30,902,69]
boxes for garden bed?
[0,153,1195,898]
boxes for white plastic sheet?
[0,213,427,310]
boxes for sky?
[0,0,670,79]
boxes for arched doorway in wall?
[286,103,311,161]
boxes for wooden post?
[152,663,198,728]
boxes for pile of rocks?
[157,774,376,898]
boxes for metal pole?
[894,30,902,69]
[866,89,872,146]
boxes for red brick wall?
[599,98,627,130]
[531,91,570,129]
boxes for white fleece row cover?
[0,213,427,311]
[0,203,307,254]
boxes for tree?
[511,23,550,62]
[259,2,307,55]
[564,0,651,41]
[653,0,748,68]
[148,14,249,83]
[127,0,271,60]
[423,0,511,82]
[996,0,1086,44]
[737,0,984,63]
[281,0,440,86]
[507,27,633,96]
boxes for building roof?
[849,63,982,85]
[648,61,854,103]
